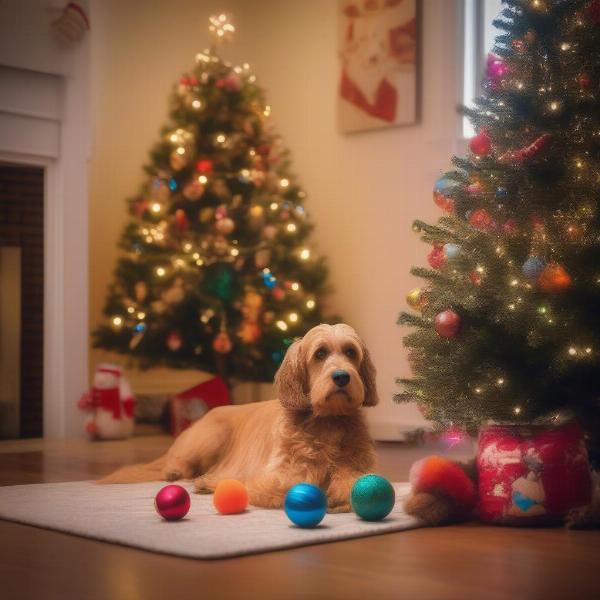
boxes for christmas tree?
[397,0,600,463]
[94,15,330,383]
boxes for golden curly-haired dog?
[101,323,379,512]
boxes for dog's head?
[274,323,379,416]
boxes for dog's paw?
[404,491,464,526]
[193,476,215,494]
[327,502,351,514]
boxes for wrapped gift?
[477,422,592,525]
[169,377,230,437]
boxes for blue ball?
[284,483,327,528]
[168,178,177,191]
[522,256,547,280]
[434,175,456,195]
[351,474,395,521]
[443,243,461,259]
[495,186,509,200]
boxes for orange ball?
[213,479,249,515]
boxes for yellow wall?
[89,0,462,435]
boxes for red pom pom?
[409,456,477,510]
[427,244,446,269]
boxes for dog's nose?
[332,369,350,388]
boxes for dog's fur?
[100,323,379,512]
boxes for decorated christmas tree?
[397,0,600,463]
[94,15,330,382]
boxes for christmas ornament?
[216,71,243,92]
[495,186,509,200]
[182,179,204,201]
[469,130,492,157]
[238,290,263,343]
[262,224,277,240]
[486,54,508,80]
[168,178,178,191]
[406,288,422,310]
[538,262,572,293]
[174,209,189,232]
[499,133,553,164]
[466,181,484,195]
[170,150,188,171]
[213,479,249,514]
[443,243,461,259]
[469,271,482,285]
[522,256,547,280]
[433,176,456,213]
[213,331,232,354]
[434,309,461,338]
[272,287,286,301]
[196,159,213,174]
[284,483,327,528]
[134,281,148,302]
[216,217,235,235]
[427,245,446,269]
[154,484,191,521]
[587,0,600,24]
[162,277,186,305]
[261,271,277,289]
[503,219,517,234]
[578,73,592,91]
[351,474,395,521]
[167,331,183,352]
[468,209,495,231]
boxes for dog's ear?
[274,340,309,410]
[360,344,379,407]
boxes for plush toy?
[405,422,600,528]
[78,364,135,440]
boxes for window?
[462,0,503,137]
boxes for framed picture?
[338,0,419,133]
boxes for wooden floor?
[0,436,598,600]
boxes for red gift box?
[169,377,230,437]
[477,422,592,524]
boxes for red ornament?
[469,271,482,285]
[433,191,455,213]
[477,423,591,524]
[154,484,191,521]
[486,54,509,80]
[174,209,189,232]
[133,198,150,218]
[216,72,243,92]
[196,159,214,174]
[434,309,461,338]
[167,331,183,352]
[213,331,232,354]
[502,218,517,234]
[538,262,572,293]
[587,0,600,24]
[469,130,492,157]
[578,73,592,90]
[272,287,286,301]
[468,209,495,231]
[427,245,446,270]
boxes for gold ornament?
[406,288,422,310]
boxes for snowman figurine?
[507,449,547,518]
[78,364,135,440]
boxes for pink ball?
[154,484,191,521]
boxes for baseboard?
[367,420,432,442]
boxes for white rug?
[0,481,421,559]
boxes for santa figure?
[78,364,135,440]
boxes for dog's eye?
[344,347,357,359]
[314,348,328,360]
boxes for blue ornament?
[434,175,457,195]
[284,483,327,528]
[495,186,509,200]
[134,323,146,333]
[271,351,283,363]
[522,256,547,280]
[168,178,177,191]
[443,243,461,259]
[261,271,277,289]
[351,474,395,521]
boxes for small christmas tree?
[94,15,330,383]
[397,0,600,463]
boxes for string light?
[174,258,185,268]
[191,99,202,110]
[208,14,235,40]
[568,347,577,356]
[288,312,299,323]
[280,178,289,188]
[513,406,522,415]
[286,223,297,233]
[176,146,186,155]
[585,347,592,354]
[230,248,239,257]
[291,282,300,291]
[276,320,288,331]
[270,202,279,211]
[137,311,146,320]
[196,259,204,266]
[151,202,162,213]
[264,105,271,117]
[192,252,200,260]
[299,248,310,260]
[215,133,227,145]
[198,175,208,184]
[240,169,250,178]
[112,316,123,327]
[474,387,482,394]
[156,267,166,277]
[127,306,135,314]
[496,378,505,386]
[183,243,192,252]
[306,299,316,309]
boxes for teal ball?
[351,474,395,521]
[443,243,461,259]
[284,483,327,528]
